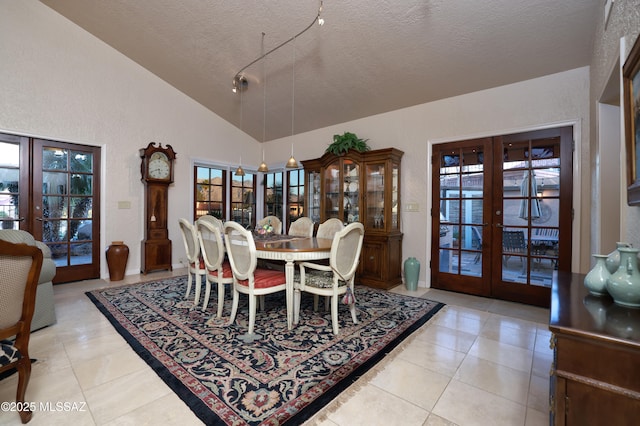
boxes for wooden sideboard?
[549,272,640,425]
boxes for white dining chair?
[316,218,344,239]
[196,214,223,231]
[178,218,206,305]
[223,221,287,335]
[197,219,234,316]
[288,217,314,237]
[257,215,282,234]
[294,222,364,334]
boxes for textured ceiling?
[39,0,600,142]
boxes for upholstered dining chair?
[256,215,282,234]
[288,217,314,238]
[316,218,344,239]
[178,218,206,305]
[196,219,234,317]
[196,214,223,231]
[223,221,287,335]
[293,222,364,335]
[0,239,44,424]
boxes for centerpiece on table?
[254,221,275,239]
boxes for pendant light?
[257,32,269,173]
[235,84,246,176]
[235,156,245,176]
[286,36,299,169]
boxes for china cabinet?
[302,148,403,289]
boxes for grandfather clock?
[140,142,177,274]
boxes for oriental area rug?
[86,276,444,425]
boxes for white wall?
[0,0,257,277]
[0,0,590,284]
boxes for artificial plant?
[325,132,370,155]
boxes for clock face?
[148,152,170,180]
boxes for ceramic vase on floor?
[584,254,610,296]
[607,247,640,308]
[404,257,420,291]
[106,241,129,281]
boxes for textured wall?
[590,0,640,251]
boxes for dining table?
[254,235,333,330]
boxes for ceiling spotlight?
[232,75,248,93]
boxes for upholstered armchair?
[0,230,57,331]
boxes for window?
[287,169,305,229]
[195,166,226,221]
[231,171,255,228]
[264,171,283,222]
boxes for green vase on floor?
[404,257,420,291]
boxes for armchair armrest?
[35,241,52,259]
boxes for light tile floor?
[0,268,552,426]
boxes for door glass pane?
[70,151,93,172]
[0,142,19,229]
[40,145,98,268]
[43,148,68,170]
[70,174,92,195]
[501,137,561,288]
[502,227,527,283]
[438,146,485,278]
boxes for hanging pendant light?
[235,81,245,176]
[257,33,269,173]
[258,149,269,172]
[235,156,246,176]
[286,36,299,169]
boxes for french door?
[0,133,101,283]
[431,127,573,307]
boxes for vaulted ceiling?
[39,0,600,142]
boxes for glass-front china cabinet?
[302,148,403,289]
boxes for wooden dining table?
[254,236,333,329]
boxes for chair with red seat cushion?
[178,218,207,305]
[196,219,234,317]
[294,222,364,335]
[0,239,43,423]
[223,221,286,336]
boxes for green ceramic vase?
[404,257,420,291]
[607,247,640,308]
[584,254,610,296]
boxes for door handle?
[496,223,504,228]
[36,217,43,222]
[479,223,489,227]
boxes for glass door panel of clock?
[324,164,340,219]
[366,163,385,229]
[343,160,359,224]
